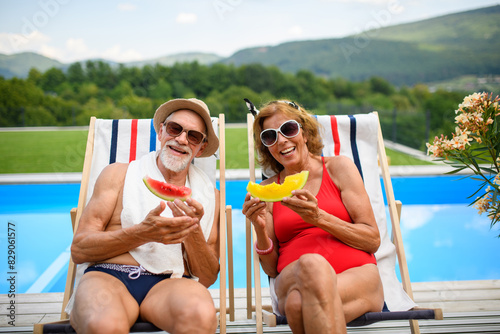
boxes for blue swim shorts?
[84,263,177,305]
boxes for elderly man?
[69,98,220,334]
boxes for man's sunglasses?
[260,120,301,147]
[163,121,206,145]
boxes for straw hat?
[153,98,219,158]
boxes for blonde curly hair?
[253,100,324,174]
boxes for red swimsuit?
[274,158,377,274]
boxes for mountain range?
[1,5,499,87]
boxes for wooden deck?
[1,280,499,333]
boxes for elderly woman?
[242,100,384,334]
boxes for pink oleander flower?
[427,92,500,235]
[494,174,500,186]
[450,127,472,150]
[474,195,490,214]
[457,92,483,111]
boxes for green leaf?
[479,166,497,174]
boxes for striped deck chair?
[34,116,234,334]
[246,112,443,334]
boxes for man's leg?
[140,278,217,334]
[70,271,140,334]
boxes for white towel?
[66,151,215,314]
[121,151,216,278]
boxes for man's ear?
[157,123,165,140]
[195,141,209,157]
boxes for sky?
[0,0,499,64]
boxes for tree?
[77,98,124,124]
[295,70,331,108]
[149,79,173,103]
[40,67,66,93]
[85,60,116,89]
[0,78,45,126]
[424,89,465,139]
[207,86,272,123]
[207,63,237,94]
[369,76,395,96]
[110,80,134,101]
[237,64,275,93]
[118,95,154,118]
[75,82,100,103]
[67,62,85,85]
[27,68,42,86]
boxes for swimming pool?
[0,175,499,294]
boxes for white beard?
[160,140,193,173]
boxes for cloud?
[117,3,137,11]
[465,212,495,234]
[358,0,395,4]
[231,209,247,236]
[38,44,64,60]
[288,25,304,37]
[400,204,443,231]
[0,31,77,63]
[402,239,412,262]
[0,31,50,54]
[66,38,88,54]
[322,0,394,4]
[433,238,454,248]
[48,37,96,62]
[0,31,144,63]
[62,38,101,62]
[176,12,197,24]
[37,37,142,63]
[102,44,143,62]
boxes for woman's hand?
[242,192,267,231]
[281,189,323,226]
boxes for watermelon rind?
[246,170,309,202]
[143,176,192,201]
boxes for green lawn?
[0,127,432,174]
[0,130,89,173]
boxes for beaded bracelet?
[254,238,274,255]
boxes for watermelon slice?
[247,171,309,202]
[143,176,192,201]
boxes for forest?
[0,60,478,151]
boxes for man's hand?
[167,198,204,223]
[141,202,199,244]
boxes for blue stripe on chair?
[348,115,363,181]
[110,119,119,164]
[149,119,156,152]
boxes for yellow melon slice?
[246,171,309,202]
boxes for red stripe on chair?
[330,115,340,156]
[130,119,138,162]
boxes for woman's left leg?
[275,253,347,334]
[337,264,384,323]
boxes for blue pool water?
[0,175,499,294]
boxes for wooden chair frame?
[34,115,234,334]
[245,112,442,334]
